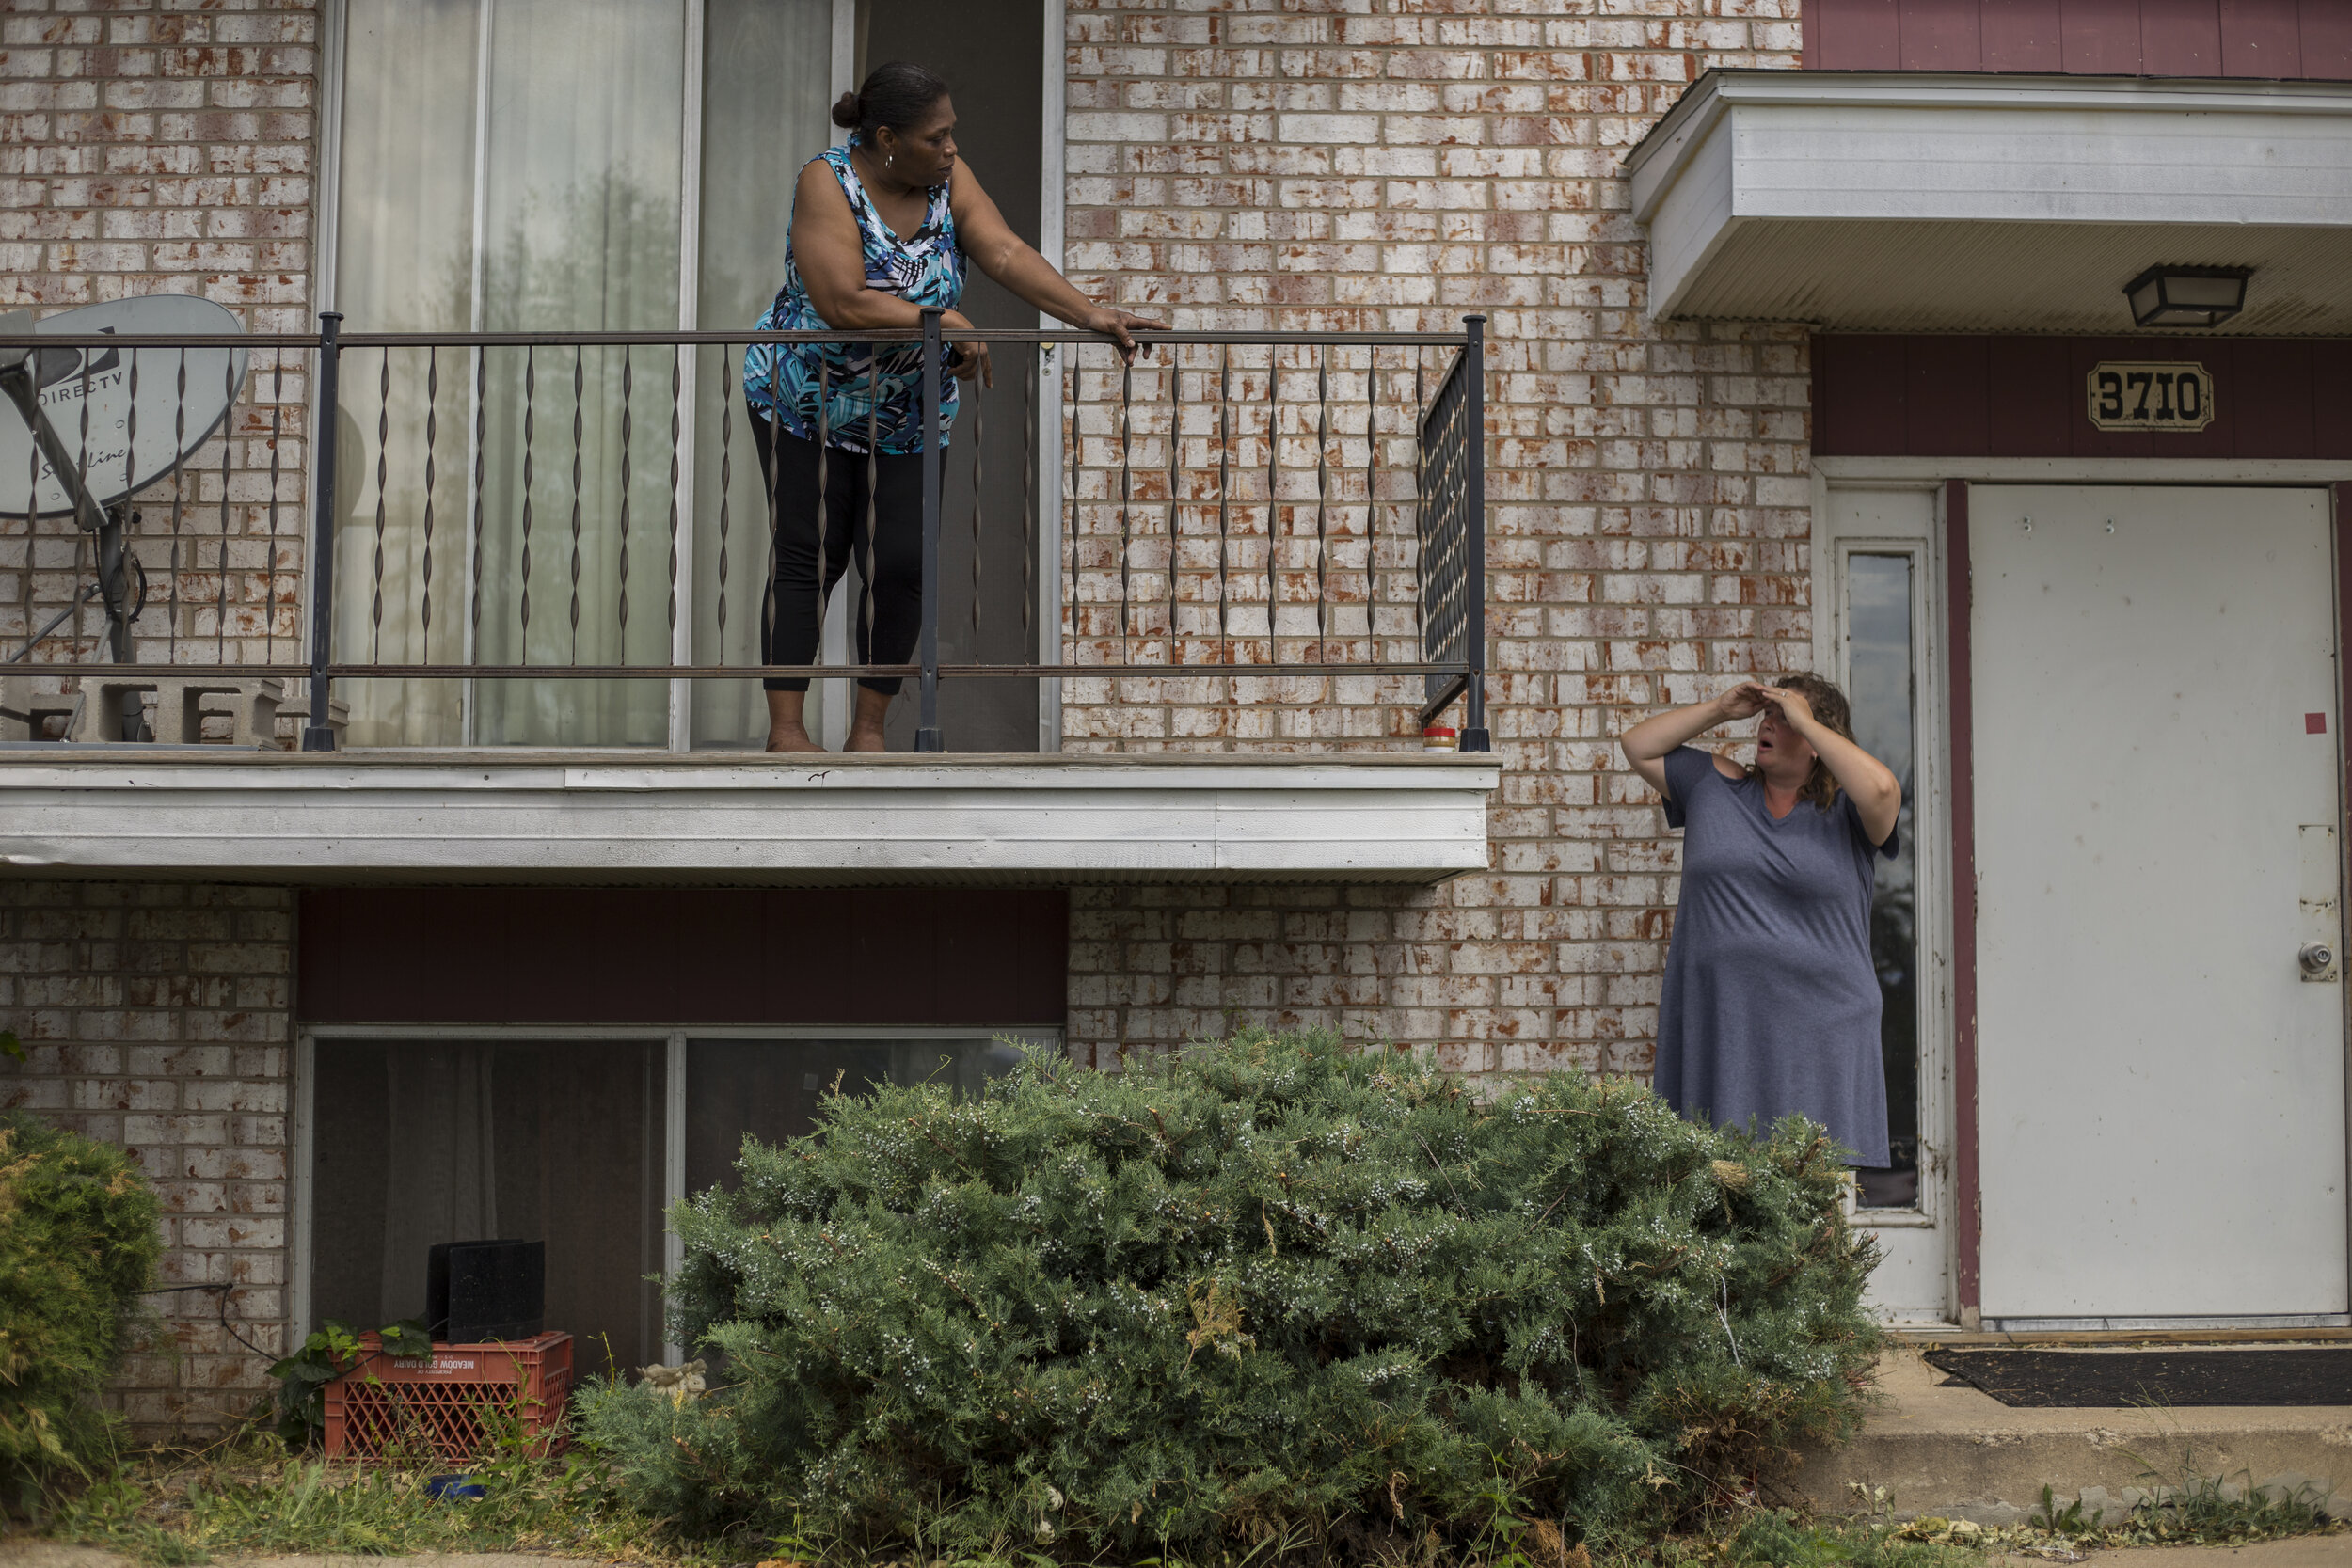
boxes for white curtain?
[334,0,694,746]
[332,0,840,749]
[331,0,481,745]
[469,0,686,746]
[378,1043,499,1323]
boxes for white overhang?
[1625,71,2352,333]
[0,751,1500,885]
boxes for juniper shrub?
[578,1033,1880,1558]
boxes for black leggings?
[748,408,923,695]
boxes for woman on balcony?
[745,61,1161,753]
[1619,675,1903,1175]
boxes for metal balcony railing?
[0,313,1486,753]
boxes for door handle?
[2301,942,2335,978]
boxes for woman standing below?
[746,62,1162,752]
[1620,674,1903,1171]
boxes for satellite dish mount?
[0,299,250,740]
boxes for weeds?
[1850,1462,2341,1562]
[40,1387,699,1566]
[30,1428,2344,1568]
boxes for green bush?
[0,1109,161,1498]
[580,1033,1882,1558]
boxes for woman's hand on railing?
[943,309,992,388]
[1081,306,1168,363]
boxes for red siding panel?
[1904,336,1993,455]
[2138,0,2225,72]
[1815,0,1907,69]
[1946,478,1982,1316]
[1981,0,2069,68]
[1814,334,2348,459]
[1900,0,1988,67]
[2062,0,2147,72]
[2303,0,2352,79]
[1813,336,1911,455]
[2229,340,2316,455]
[2316,341,2352,459]
[2218,0,2305,75]
[297,888,1072,1026]
[1984,336,2074,455]
[1812,0,2349,74]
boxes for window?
[1845,553,1920,1210]
[683,1036,1025,1193]
[327,0,840,748]
[301,1027,1052,1359]
[310,1037,671,1365]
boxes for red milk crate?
[323,1331,573,1463]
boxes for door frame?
[1810,485,1954,1323]
[1814,456,2352,1328]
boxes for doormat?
[1923,1347,2352,1407]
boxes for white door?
[1972,485,2347,1324]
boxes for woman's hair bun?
[836,62,948,140]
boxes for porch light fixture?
[2123,265,2251,328]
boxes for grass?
[29,1427,2344,1568]
[44,1440,686,1566]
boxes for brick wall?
[1057,0,1811,1072]
[0,0,318,726]
[0,879,294,1434]
[0,0,1820,1428]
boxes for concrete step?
[1787,1347,2352,1526]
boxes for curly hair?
[1743,672,1855,812]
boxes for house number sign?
[2087,361,2215,433]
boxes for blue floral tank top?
[744,142,963,456]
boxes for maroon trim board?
[1803,0,2352,78]
[297,887,1070,1026]
[1815,336,2352,461]
[2340,483,2352,960]
[1944,479,1983,1316]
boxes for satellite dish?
[0,294,249,518]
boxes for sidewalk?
[1788,1347,2352,1526]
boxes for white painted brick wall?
[0,879,294,1433]
[0,0,1824,1431]
[1058,0,1810,1071]
[0,0,317,727]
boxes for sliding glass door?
[330,0,839,748]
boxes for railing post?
[1459,313,1489,754]
[915,306,945,752]
[303,311,342,752]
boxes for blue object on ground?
[425,1474,486,1501]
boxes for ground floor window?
[304,1029,1047,1365]
[682,1035,1027,1193]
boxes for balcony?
[0,318,1497,884]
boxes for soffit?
[1626,71,2352,334]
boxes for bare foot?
[764,725,826,753]
[842,724,888,753]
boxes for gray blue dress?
[1655,745,1896,1166]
